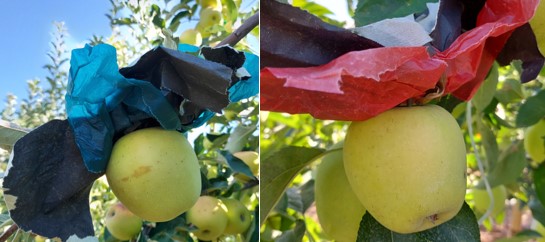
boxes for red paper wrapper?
[261,0,539,121]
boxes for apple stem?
[466,100,495,225]
[0,224,18,242]
[217,11,259,47]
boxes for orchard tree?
[260,0,545,241]
[0,0,258,241]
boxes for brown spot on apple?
[132,166,151,178]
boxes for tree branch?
[218,11,259,47]
[0,224,19,242]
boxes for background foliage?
[0,0,258,241]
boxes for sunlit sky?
[0,0,258,104]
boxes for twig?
[217,11,259,47]
[0,224,19,242]
[466,100,495,224]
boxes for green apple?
[198,0,219,9]
[221,198,253,235]
[196,21,213,38]
[199,7,221,29]
[186,196,229,241]
[233,151,259,176]
[179,28,202,46]
[106,127,201,222]
[530,0,545,54]
[315,141,366,242]
[524,119,545,164]
[472,186,507,216]
[344,105,467,234]
[104,202,143,240]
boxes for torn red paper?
[260,0,539,121]
[261,47,446,120]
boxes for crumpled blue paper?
[66,44,181,173]
[67,43,259,173]
[179,44,260,130]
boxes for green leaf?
[168,10,189,32]
[275,219,306,242]
[224,0,239,23]
[260,146,324,225]
[354,0,438,26]
[225,125,256,153]
[495,78,524,104]
[477,141,526,188]
[529,195,545,229]
[472,63,499,111]
[516,89,545,127]
[495,230,542,242]
[220,150,255,178]
[357,202,479,241]
[161,28,177,49]
[0,120,29,147]
[535,163,545,208]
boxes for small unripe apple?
[199,7,221,29]
[472,186,507,216]
[106,127,202,222]
[179,28,202,46]
[104,202,143,241]
[233,151,259,176]
[344,105,467,234]
[198,0,219,9]
[186,196,229,241]
[524,119,545,164]
[221,198,253,235]
[315,141,366,242]
[196,22,213,38]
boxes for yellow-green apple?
[199,8,221,29]
[524,119,545,164]
[344,105,467,234]
[106,127,201,222]
[186,196,229,241]
[221,198,252,235]
[198,0,219,9]
[104,202,143,240]
[179,28,202,46]
[315,141,366,242]
[529,0,545,54]
[472,185,507,216]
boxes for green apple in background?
[186,196,229,241]
[344,105,467,234]
[524,119,545,164]
[529,0,545,54]
[199,8,221,29]
[196,22,213,38]
[472,185,507,216]
[233,151,259,176]
[221,198,252,235]
[106,127,201,222]
[179,28,202,46]
[198,0,219,9]
[104,202,143,241]
[315,141,366,242]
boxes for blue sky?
[0,0,112,101]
